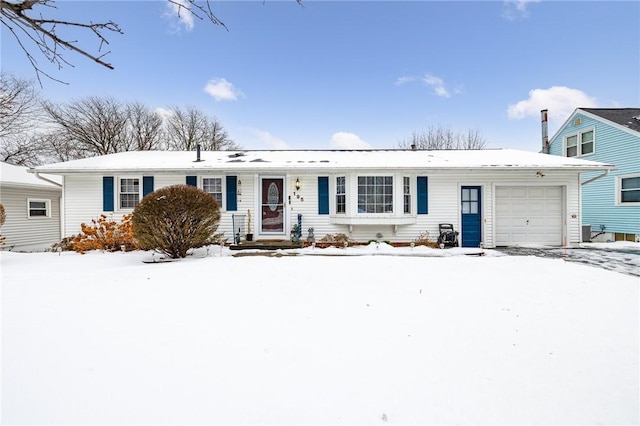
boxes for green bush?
[132,185,221,258]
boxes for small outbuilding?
[0,162,62,251]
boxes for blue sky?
[2,1,639,151]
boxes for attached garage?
[495,186,564,246]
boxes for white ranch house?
[31,149,613,248]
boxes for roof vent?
[573,117,582,126]
[633,115,640,122]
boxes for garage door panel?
[529,187,546,198]
[495,186,563,246]
[545,187,562,197]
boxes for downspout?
[581,169,611,186]
[30,169,65,239]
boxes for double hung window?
[566,129,594,157]
[336,176,346,213]
[203,177,223,207]
[119,178,140,209]
[403,177,411,214]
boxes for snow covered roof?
[31,149,614,174]
[1,162,62,188]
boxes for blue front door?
[461,186,482,248]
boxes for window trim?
[564,127,595,158]
[118,176,141,210]
[27,198,51,219]
[200,175,225,210]
[616,173,640,206]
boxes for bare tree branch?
[397,125,487,150]
[165,105,239,151]
[2,0,303,84]
[0,73,42,139]
[1,0,123,84]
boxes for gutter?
[28,169,63,188]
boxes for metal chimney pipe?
[541,109,549,154]
[196,144,201,162]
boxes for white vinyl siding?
[0,185,61,251]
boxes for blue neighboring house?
[548,108,640,242]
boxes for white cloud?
[164,0,195,32]
[330,132,372,149]
[394,76,416,86]
[507,86,598,122]
[251,129,289,150]
[422,74,450,98]
[502,0,541,21]
[395,74,452,98]
[203,78,242,102]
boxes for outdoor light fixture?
[536,171,545,178]
[237,179,242,195]
[295,178,301,191]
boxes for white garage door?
[495,186,563,246]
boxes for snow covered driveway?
[495,242,640,277]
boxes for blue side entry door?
[461,186,482,248]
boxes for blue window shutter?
[143,176,154,197]
[103,176,114,212]
[226,176,237,211]
[186,176,197,187]
[318,176,329,215]
[417,176,428,214]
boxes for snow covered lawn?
[2,246,638,425]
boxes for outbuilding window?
[28,199,50,218]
